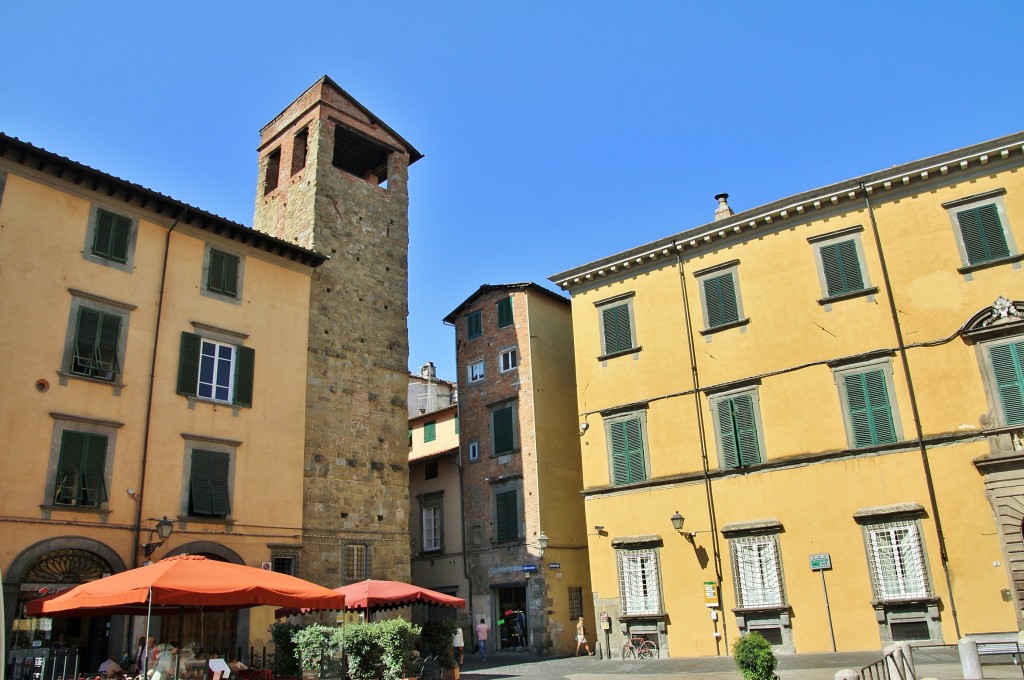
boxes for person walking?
[475,618,490,661]
[575,617,593,656]
[452,626,464,667]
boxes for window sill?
[817,287,879,305]
[870,596,938,608]
[419,549,444,557]
[958,253,1024,275]
[732,605,788,615]
[59,371,124,391]
[40,504,112,516]
[179,515,234,528]
[598,346,642,362]
[491,448,520,457]
[619,612,665,621]
[184,396,244,412]
[699,318,750,336]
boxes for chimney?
[714,193,734,221]
[420,362,436,379]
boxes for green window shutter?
[72,307,121,380]
[55,431,107,505]
[424,421,437,442]
[455,414,459,435]
[92,209,131,263]
[601,303,633,354]
[233,345,255,407]
[610,418,646,485]
[704,273,739,328]
[493,405,514,453]
[843,370,897,447]
[177,332,202,397]
[190,450,231,517]
[717,395,761,467]
[820,240,865,296]
[208,250,240,296]
[497,297,513,328]
[958,204,1009,265]
[495,490,518,541]
[990,343,1024,425]
[467,311,482,339]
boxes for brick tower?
[253,76,421,585]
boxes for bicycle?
[621,634,659,659]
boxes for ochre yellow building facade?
[0,133,322,666]
[552,131,1024,655]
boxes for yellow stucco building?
[0,132,323,667]
[551,131,1024,656]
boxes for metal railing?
[859,644,916,680]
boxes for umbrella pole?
[144,587,153,679]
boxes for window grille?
[617,548,661,615]
[731,535,784,607]
[568,587,583,620]
[866,521,929,600]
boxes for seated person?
[227,655,247,673]
[98,657,125,679]
[153,642,182,680]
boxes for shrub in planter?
[292,624,344,676]
[732,632,778,680]
[342,620,420,680]
[421,619,459,670]
[269,622,301,678]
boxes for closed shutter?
[208,250,239,296]
[190,450,231,517]
[495,490,518,541]
[233,345,255,407]
[601,303,633,354]
[717,395,761,467]
[820,240,865,296]
[177,332,202,397]
[424,421,436,442]
[958,204,1009,264]
[610,418,645,484]
[704,273,739,328]
[844,370,897,447]
[493,405,514,453]
[467,312,482,339]
[497,297,513,327]
[990,342,1024,425]
[93,209,131,263]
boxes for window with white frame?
[731,535,785,608]
[499,347,518,373]
[467,440,480,462]
[944,189,1018,271]
[421,493,443,552]
[177,330,255,407]
[468,360,485,383]
[616,547,662,615]
[864,520,930,601]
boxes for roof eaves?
[442,282,568,324]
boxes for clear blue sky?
[4,2,1022,381]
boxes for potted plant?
[420,619,459,679]
[732,631,778,680]
[292,624,342,680]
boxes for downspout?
[443,319,475,637]
[132,210,185,567]
[860,184,961,638]
[674,249,727,655]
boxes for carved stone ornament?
[983,296,1024,327]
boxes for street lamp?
[670,511,695,544]
[143,516,175,558]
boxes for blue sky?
[3,2,1023,381]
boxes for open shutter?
[96,313,121,378]
[958,205,1009,264]
[233,345,255,407]
[81,433,109,505]
[610,421,629,484]
[190,450,213,515]
[56,431,85,503]
[493,405,514,453]
[177,332,202,397]
[990,343,1024,425]
[733,394,761,465]
[821,240,864,296]
[495,490,518,541]
[717,400,740,468]
[704,273,738,328]
[602,303,633,354]
[73,308,100,375]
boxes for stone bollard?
[834,669,859,680]
[596,641,602,660]
[959,637,982,680]
[895,641,915,677]
[883,644,901,679]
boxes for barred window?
[731,535,784,607]
[865,521,929,600]
[272,555,297,576]
[568,587,584,620]
[616,548,661,615]
[343,544,371,582]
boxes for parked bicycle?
[621,634,658,659]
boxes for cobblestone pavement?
[456,646,1023,680]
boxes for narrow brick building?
[444,283,592,656]
[253,76,422,585]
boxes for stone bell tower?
[253,76,422,585]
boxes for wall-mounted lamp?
[670,511,696,544]
[594,525,605,534]
[530,531,549,557]
[142,516,175,558]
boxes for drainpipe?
[131,210,185,567]
[675,249,728,655]
[860,184,961,638]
